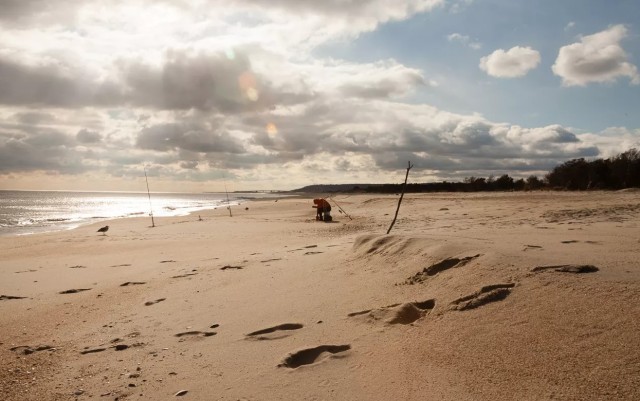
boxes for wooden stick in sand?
[386,161,413,234]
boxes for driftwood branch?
[386,161,413,234]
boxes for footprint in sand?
[80,347,107,355]
[59,288,92,294]
[0,295,28,301]
[220,265,243,270]
[561,240,579,244]
[260,258,282,263]
[14,269,38,274]
[278,345,351,368]
[160,260,176,263]
[304,251,323,255]
[112,343,144,350]
[144,298,166,306]
[348,299,436,325]
[246,323,304,340]
[405,254,481,284]
[451,283,515,311]
[174,331,217,340]
[68,265,87,269]
[531,264,599,274]
[120,281,146,286]
[171,272,198,278]
[10,345,54,355]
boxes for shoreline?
[0,191,296,238]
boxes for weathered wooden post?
[386,161,413,234]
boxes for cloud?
[0,94,627,187]
[0,130,81,173]
[76,129,102,144]
[448,0,473,13]
[565,21,576,31]
[12,111,58,125]
[136,121,246,154]
[0,0,83,27]
[333,60,426,98]
[552,25,640,86]
[0,57,122,107]
[447,33,482,49]
[0,1,637,190]
[119,50,280,112]
[0,49,306,112]
[480,46,541,78]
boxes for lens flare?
[238,71,259,101]
[246,87,259,101]
[266,123,278,136]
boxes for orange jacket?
[313,198,331,209]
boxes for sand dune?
[1,192,639,400]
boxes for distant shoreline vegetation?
[294,149,640,193]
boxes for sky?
[0,0,639,192]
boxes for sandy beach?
[1,192,639,400]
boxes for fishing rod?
[222,173,232,217]
[143,165,155,227]
[327,195,352,220]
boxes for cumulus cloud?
[119,50,279,112]
[552,25,639,86]
[479,46,541,78]
[447,33,481,49]
[333,61,426,98]
[0,50,306,112]
[0,93,624,186]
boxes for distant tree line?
[545,148,640,190]
[359,174,545,193]
[296,148,640,193]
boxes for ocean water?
[0,190,273,237]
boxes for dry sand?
[1,192,639,400]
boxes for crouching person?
[313,198,332,221]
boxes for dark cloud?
[0,130,80,173]
[0,50,307,112]
[136,122,245,153]
[12,111,58,125]
[0,0,82,26]
[542,126,579,143]
[120,51,277,112]
[179,160,199,169]
[0,57,122,107]
[76,129,102,144]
